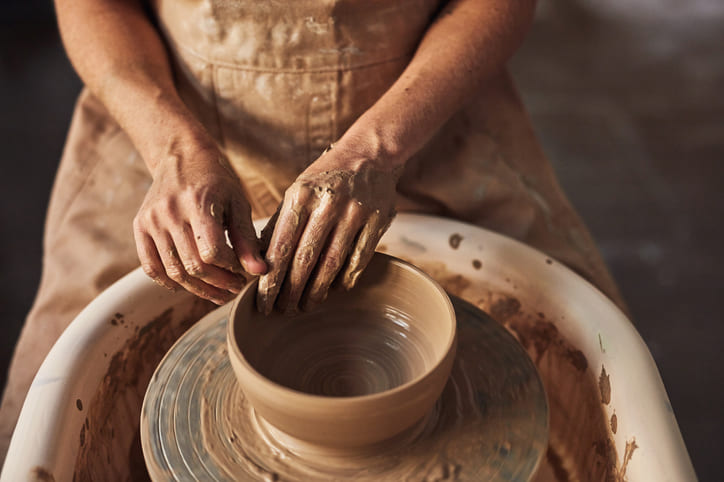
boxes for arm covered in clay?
[55,0,266,305]
[258,0,537,313]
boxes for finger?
[227,197,267,275]
[191,202,245,275]
[302,205,365,311]
[134,230,182,292]
[257,191,310,315]
[340,211,393,290]
[174,223,247,293]
[277,196,336,313]
[156,232,236,305]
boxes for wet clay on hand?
[257,157,400,314]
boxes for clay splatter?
[449,233,463,249]
[610,413,618,434]
[599,366,611,405]
[76,398,83,411]
[472,259,482,269]
[617,438,638,481]
[110,313,125,326]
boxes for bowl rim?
[226,253,457,408]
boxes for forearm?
[55,0,212,175]
[335,0,536,169]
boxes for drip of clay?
[228,253,458,449]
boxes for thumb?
[228,199,267,275]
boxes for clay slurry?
[248,305,433,397]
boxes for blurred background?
[0,0,721,478]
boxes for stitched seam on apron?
[172,41,412,73]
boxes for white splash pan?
[1,214,696,481]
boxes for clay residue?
[472,259,482,270]
[564,349,588,373]
[110,312,125,326]
[363,259,619,481]
[29,466,55,482]
[151,296,547,480]
[616,438,638,482]
[449,233,463,249]
[599,366,611,405]
[545,446,569,482]
[414,260,472,296]
[73,297,214,481]
[490,296,521,322]
[610,413,618,434]
[76,399,83,411]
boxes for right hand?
[133,144,267,305]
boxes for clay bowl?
[227,253,457,451]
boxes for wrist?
[140,115,220,179]
[332,113,408,174]
[109,86,217,177]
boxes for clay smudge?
[546,446,570,482]
[565,349,588,372]
[599,366,611,405]
[449,233,463,249]
[489,296,521,322]
[400,236,427,253]
[73,298,214,481]
[30,467,55,482]
[610,413,618,434]
[76,398,83,411]
[599,333,606,353]
[472,259,482,270]
[546,258,553,265]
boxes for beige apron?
[0,0,625,462]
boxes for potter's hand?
[133,146,267,305]
[257,150,398,314]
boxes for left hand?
[257,148,399,314]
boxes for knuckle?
[322,254,343,274]
[295,244,316,266]
[141,263,161,279]
[166,265,187,282]
[199,245,222,265]
[132,215,143,232]
[183,261,205,277]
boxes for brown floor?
[1,0,721,479]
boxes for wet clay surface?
[73,298,213,481]
[242,305,433,397]
[141,298,548,481]
[405,260,624,482]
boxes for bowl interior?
[232,254,455,398]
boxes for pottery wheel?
[141,296,548,481]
